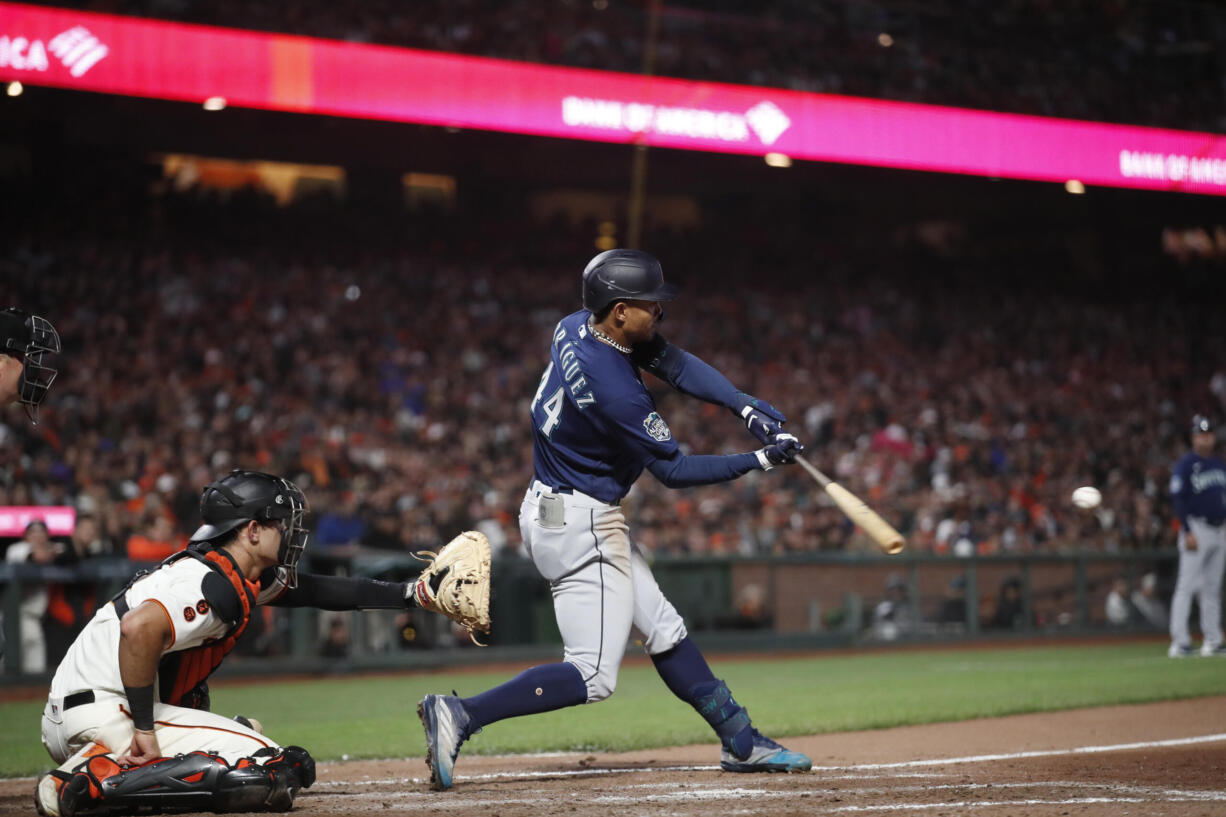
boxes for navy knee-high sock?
[651,636,754,758]
[461,662,588,731]
[651,636,715,699]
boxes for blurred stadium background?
[2,0,1225,680]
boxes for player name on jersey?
[554,323,596,408]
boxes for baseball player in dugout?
[0,306,61,424]
[37,469,491,816]
[1168,415,1226,658]
[417,249,811,791]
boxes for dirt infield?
[6,696,1225,816]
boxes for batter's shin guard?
[690,679,754,760]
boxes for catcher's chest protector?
[113,548,258,707]
[161,550,258,706]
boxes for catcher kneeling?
[37,469,489,816]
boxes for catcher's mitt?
[411,530,491,645]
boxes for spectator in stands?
[1105,576,1131,626]
[314,491,368,549]
[43,516,103,666]
[871,572,914,641]
[990,576,1025,630]
[319,616,351,659]
[937,575,968,628]
[4,520,74,673]
[1131,572,1169,630]
[717,583,772,630]
[70,514,114,558]
[125,513,185,563]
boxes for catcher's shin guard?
[49,746,316,816]
[40,755,125,817]
[251,745,317,802]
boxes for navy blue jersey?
[1170,451,1226,527]
[530,311,758,503]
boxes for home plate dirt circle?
[4,697,1224,817]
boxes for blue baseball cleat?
[720,729,812,773]
[1168,643,1196,658]
[417,694,475,790]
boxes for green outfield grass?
[4,642,1224,777]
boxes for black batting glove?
[735,393,788,444]
[756,433,803,470]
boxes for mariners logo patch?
[643,411,671,442]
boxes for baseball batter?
[1168,415,1226,658]
[0,306,60,424]
[37,469,477,817]
[418,249,810,790]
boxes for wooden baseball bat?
[795,454,905,554]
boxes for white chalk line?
[319,766,951,787]
[942,656,1171,672]
[315,764,718,787]
[315,731,1226,788]
[314,780,1226,813]
[821,731,1226,770]
[304,734,1226,814]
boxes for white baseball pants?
[520,482,686,702]
[1169,518,1226,650]
[41,690,276,768]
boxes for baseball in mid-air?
[1071,486,1102,509]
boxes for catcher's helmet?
[1192,414,1213,434]
[190,470,310,588]
[0,307,60,425]
[581,249,679,314]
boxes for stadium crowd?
[3,185,1221,568]
[28,0,1226,132]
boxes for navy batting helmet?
[581,249,679,314]
[0,307,60,425]
[1192,415,1213,434]
[190,470,310,588]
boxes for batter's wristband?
[124,684,156,731]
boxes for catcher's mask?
[190,469,310,588]
[0,307,61,425]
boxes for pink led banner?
[0,506,76,537]
[3,1,1225,194]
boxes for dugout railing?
[0,549,1186,682]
